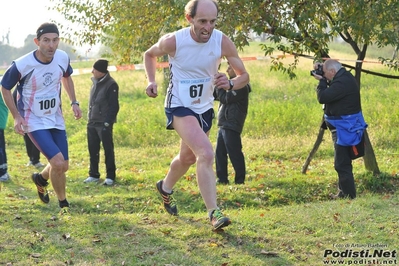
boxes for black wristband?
[228,80,234,90]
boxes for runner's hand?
[146,82,158,98]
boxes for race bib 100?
[32,93,59,117]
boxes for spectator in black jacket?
[83,59,119,186]
[312,59,367,199]
[215,62,251,184]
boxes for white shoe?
[84,176,100,183]
[102,178,114,186]
[33,162,46,169]
[26,161,33,166]
[0,173,10,182]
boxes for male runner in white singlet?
[1,22,82,216]
[144,0,249,230]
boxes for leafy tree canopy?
[51,0,399,78]
[52,0,187,63]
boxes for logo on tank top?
[192,98,201,105]
[43,73,54,87]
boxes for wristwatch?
[104,122,110,127]
[228,80,234,90]
[71,100,79,106]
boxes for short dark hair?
[185,0,219,18]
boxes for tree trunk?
[362,129,380,175]
[302,116,380,175]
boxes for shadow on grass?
[175,171,399,211]
[356,171,399,194]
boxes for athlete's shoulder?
[14,50,36,64]
[54,49,70,59]
[175,27,190,35]
[213,29,223,36]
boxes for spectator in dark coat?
[83,59,119,186]
[215,62,251,184]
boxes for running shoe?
[31,173,49,204]
[83,176,100,183]
[0,173,10,182]
[156,180,178,216]
[210,209,231,230]
[102,178,114,186]
[33,162,46,169]
[27,161,45,169]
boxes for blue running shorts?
[165,107,215,133]
[28,129,68,160]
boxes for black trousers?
[331,130,356,199]
[25,134,41,164]
[0,129,7,176]
[215,128,246,184]
[87,124,116,180]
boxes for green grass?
[0,43,398,265]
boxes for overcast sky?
[0,0,64,47]
[0,0,100,56]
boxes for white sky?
[0,0,63,47]
[0,0,99,56]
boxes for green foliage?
[50,0,399,91]
[240,0,399,79]
[0,44,18,67]
[51,0,187,63]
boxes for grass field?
[0,42,398,265]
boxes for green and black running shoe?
[210,209,231,230]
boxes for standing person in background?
[13,89,45,170]
[312,59,367,199]
[0,93,10,182]
[83,59,120,186]
[215,61,251,185]
[0,22,82,215]
[144,0,249,230]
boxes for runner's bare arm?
[62,76,82,119]
[219,34,250,90]
[144,33,176,97]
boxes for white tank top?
[13,50,71,132]
[165,27,222,114]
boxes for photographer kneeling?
[312,59,367,199]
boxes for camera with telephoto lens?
[310,64,324,76]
